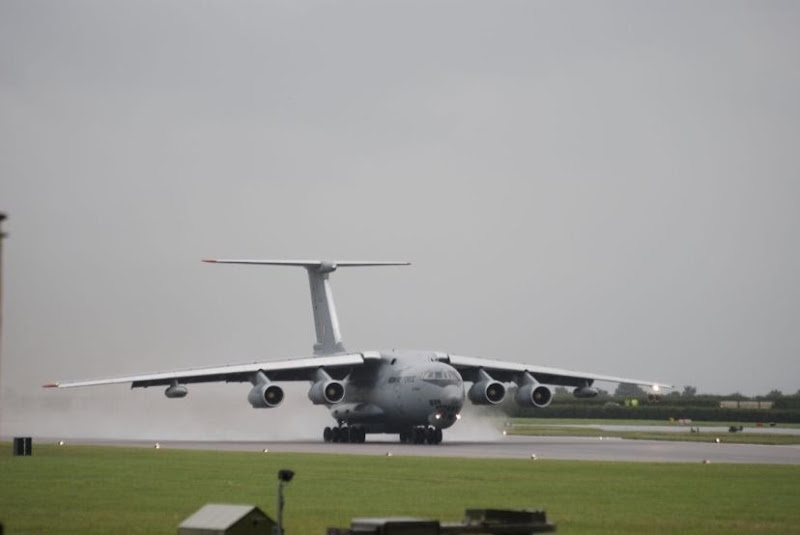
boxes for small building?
[178,504,276,535]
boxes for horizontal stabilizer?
[202,258,409,355]
[202,259,410,268]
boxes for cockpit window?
[421,369,462,386]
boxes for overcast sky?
[1,1,799,439]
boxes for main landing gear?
[399,426,443,445]
[323,426,366,443]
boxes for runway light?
[58,441,65,446]
[154,443,161,449]
[530,453,537,460]
[702,459,711,464]
[263,448,270,453]
[386,452,393,457]
[714,437,721,443]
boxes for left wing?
[445,354,670,391]
[44,352,381,389]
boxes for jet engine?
[514,372,552,408]
[247,372,284,408]
[467,369,506,405]
[308,368,346,405]
[515,382,553,408]
[308,379,345,405]
[248,382,284,408]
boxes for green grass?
[507,424,800,445]
[504,418,800,444]
[2,444,799,534]
[508,417,800,428]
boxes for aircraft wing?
[446,354,671,391]
[44,352,380,389]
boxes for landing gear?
[323,426,366,444]
[399,426,442,445]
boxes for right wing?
[446,354,671,391]
[44,352,381,389]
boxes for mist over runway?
[38,435,800,465]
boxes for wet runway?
[46,435,800,464]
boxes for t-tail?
[202,259,410,355]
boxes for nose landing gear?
[323,425,366,444]
[399,426,443,445]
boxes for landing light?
[456,414,462,420]
[434,413,441,420]
[652,384,661,392]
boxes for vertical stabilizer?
[202,259,409,355]
[307,263,345,355]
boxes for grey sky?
[1,1,799,439]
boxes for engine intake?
[248,383,284,408]
[467,369,506,405]
[308,368,346,405]
[308,379,345,405]
[514,372,552,408]
[515,383,553,408]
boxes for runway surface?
[42,435,800,464]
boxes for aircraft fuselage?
[327,351,465,435]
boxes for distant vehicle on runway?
[46,260,669,444]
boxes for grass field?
[2,443,799,534]
[506,423,800,445]
[510,418,800,429]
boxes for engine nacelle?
[573,386,599,399]
[468,380,506,405]
[164,383,188,399]
[515,383,553,408]
[247,382,284,408]
[308,379,345,405]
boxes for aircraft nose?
[443,385,464,408]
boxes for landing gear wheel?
[425,426,436,444]
[434,428,443,444]
[332,427,342,443]
[323,427,332,443]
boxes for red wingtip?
[201,259,217,263]
[43,382,59,388]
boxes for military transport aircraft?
[45,260,670,444]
